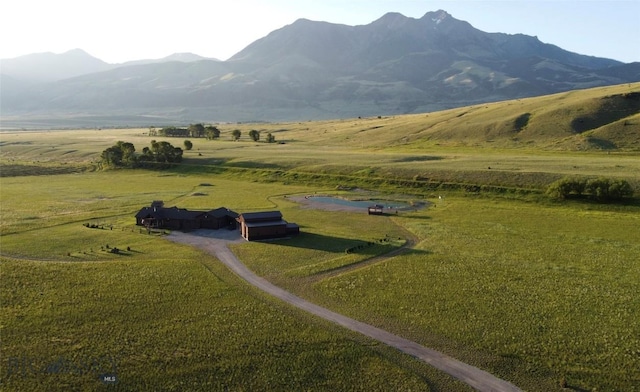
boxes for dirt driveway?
[167,230,522,392]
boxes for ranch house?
[237,211,299,241]
[135,201,238,231]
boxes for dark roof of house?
[240,211,283,222]
[136,203,239,222]
[135,207,151,219]
[135,206,203,220]
[164,207,203,220]
[208,207,239,219]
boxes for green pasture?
[2,256,457,391]
[2,166,638,390]
[309,199,640,391]
[226,192,640,391]
[1,173,464,391]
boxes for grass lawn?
[219,189,640,391]
[0,172,466,391]
[295,197,640,391]
[2,254,464,391]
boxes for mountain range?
[1,10,639,128]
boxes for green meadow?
[1,84,639,391]
[1,172,466,391]
[228,197,640,391]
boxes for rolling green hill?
[226,83,640,151]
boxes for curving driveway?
[168,230,522,392]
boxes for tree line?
[149,124,277,143]
[100,140,183,169]
[546,176,634,203]
[149,124,220,139]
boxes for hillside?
[1,10,638,128]
[227,83,640,151]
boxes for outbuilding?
[237,211,299,241]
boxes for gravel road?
[167,230,522,392]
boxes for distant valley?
[1,10,639,128]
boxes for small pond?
[308,196,412,209]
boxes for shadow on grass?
[564,384,591,392]
[276,232,373,253]
[277,232,431,280]
[111,251,133,257]
[277,231,430,257]
[226,161,287,170]
[399,214,432,221]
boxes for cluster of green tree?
[238,129,276,143]
[149,124,220,139]
[546,176,634,202]
[100,140,183,169]
[149,125,277,143]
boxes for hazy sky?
[1,0,639,63]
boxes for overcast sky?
[1,0,639,64]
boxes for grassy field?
[226,194,640,391]
[1,84,639,390]
[1,172,467,391]
[2,170,638,390]
[2,255,461,391]
[315,199,640,391]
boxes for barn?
[237,211,299,241]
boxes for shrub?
[607,179,634,200]
[547,176,633,202]
[584,177,634,202]
[546,177,586,199]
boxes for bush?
[607,179,634,200]
[547,176,633,202]
[546,177,586,199]
[584,178,634,202]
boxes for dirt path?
[167,230,522,392]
